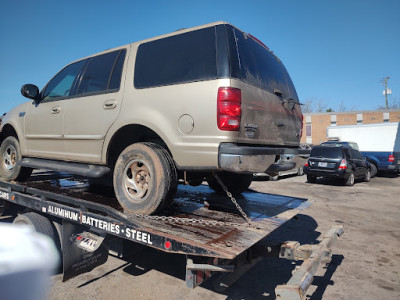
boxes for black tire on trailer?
[13,212,61,251]
[0,136,32,181]
[307,175,316,183]
[206,172,253,195]
[370,163,378,178]
[113,142,178,215]
[151,144,178,210]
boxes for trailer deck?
[1,171,309,259]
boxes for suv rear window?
[311,147,343,159]
[134,27,217,89]
[226,26,298,101]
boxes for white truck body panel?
[327,122,400,152]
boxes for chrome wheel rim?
[366,171,370,181]
[350,173,354,185]
[123,159,151,202]
[3,145,17,171]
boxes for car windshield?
[311,147,343,159]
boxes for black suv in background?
[304,145,371,186]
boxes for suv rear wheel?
[0,136,32,181]
[206,172,253,195]
[113,142,177,214]
[345,172,355,186]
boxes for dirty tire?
[345,172,355,186]
[364,169,371,182]
[0,136,32,181]
[113,142,177,215]
[13,212,60,250]
[206,172,253,195]
[147,143,178,210]
[307,175,316,183]
[370,163,378,178]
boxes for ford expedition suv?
[0,22,303,214]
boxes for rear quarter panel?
[102,45,238,168]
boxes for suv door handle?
[104,100,117,109]
[51,106,61,114]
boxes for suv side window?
[349,149,362,160]
[134,27,217,89]
[42,59,86,101]
[77,50,126,95]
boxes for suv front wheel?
[0,136,32,181]
[113,142,177,215]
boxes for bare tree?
[376,97,400,110]
[302,98,358,113]
[302,97,328,113]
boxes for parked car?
[0,22,303,214]
[304,145,371,186]
[327,123,400,177]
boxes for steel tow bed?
[0,171,343,299]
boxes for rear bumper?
[304,167,349,179]
[379,164,400,171]
[218,143,299,174]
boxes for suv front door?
[24,59,87,160]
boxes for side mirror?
[21,84,40,101]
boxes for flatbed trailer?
[0,171,343,300]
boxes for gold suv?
[0,22,303,214]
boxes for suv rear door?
[62,49,127,163]
[348,148,367,177]
[225,26,302,147]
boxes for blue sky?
[0,0,399,113]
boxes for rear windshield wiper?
[282,97,302,109]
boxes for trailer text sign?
[43,204,153,245]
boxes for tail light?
[217,87,241,131]
[339,159,347,170]
[304,162,309,167]
[389,155,395,162]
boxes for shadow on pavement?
[73,213,342,299]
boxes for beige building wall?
[337,114,356,126]
[300,109,400,145]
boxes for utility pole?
[383,76,390,110]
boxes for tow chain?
[126,213,250,228]
[211,172,252,225]
[125,173,256,229]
